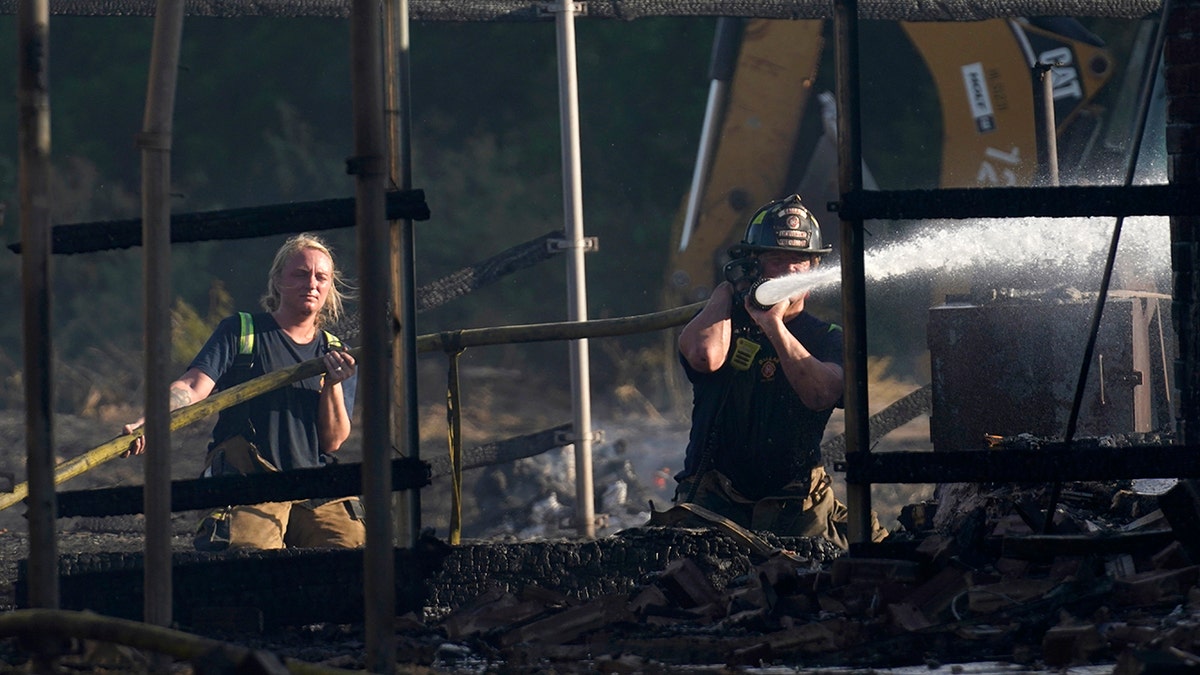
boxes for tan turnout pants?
[223,498,366,549]
[194,435,366,551]
[675,465,888,550]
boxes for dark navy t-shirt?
[679,310,844,500]
[191,312,357,472]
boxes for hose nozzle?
[747,278,772,311]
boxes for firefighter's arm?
[121,368,217,456]
[318,348,356,453]
[678,281,735,373]
[754,300,843,411]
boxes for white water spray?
[753,216,1171,306]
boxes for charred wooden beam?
[425,423,570,479]
[24,535,453,628]
[417,231,562,313]
[6,189,429,255]
[1001,530,1177,559]
[53,457,431,518]
[836,184,1198,221]
[839,445,1200,484]
[329,232,568,339]
[822,384,930,463]
[0,0,1166,20]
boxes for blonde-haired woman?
[124,233,364,550]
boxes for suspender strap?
[237,312,255,355]
[238,311,341,357]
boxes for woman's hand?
[121,419,145,457]
[324,348,357,386]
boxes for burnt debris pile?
[10,437,1200,672]
[430,475,1200,670]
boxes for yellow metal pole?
[446,348,465,545]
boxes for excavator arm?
[664,17,1116,306]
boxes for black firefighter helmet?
[727,194,832,259]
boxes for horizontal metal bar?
[840,445,1197,484]
[835,184,1197,221]
[55,457,431,518]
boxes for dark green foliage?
[0,15,715,410]
[0,14,1159,412]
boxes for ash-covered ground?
[0,369,940,673]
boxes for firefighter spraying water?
[674,195,887,548]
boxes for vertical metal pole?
[833,0,872,547]
[350,0,394,670]
[1039,63,1060,186]
[554,0,595,539]
[139,0,185,630]
[17,0,58,619]
[446,349,464,545]
[384,0,420,548]
[679,17,741,253]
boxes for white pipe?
[680,79,728,252]
[555,0,595,539]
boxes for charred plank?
[7,190,429,255]
[841,445,1200,484]
[54,457,431,518]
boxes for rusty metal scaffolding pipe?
[17,0,58,622]
[348,0,395,667]
[138,0,185,630]
[384,0,422,550]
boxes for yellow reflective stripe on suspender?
[237,312,255,355]
[238,311,340,354]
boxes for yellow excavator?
[664,17,1122,306]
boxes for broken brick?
[1153,540,1192,570]
[627,585,670,614]
[1113,566,1200,606]
[887,602,932,632]
[831,557,921,586]
[967,578,1059,614]
[754,618,859,654]
[657,557,725,609]
[500,594,632,647]
[900,565,971,620]
[914,533,958,565]
[1042,624,1105,666]
[1106,554,1138,579]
